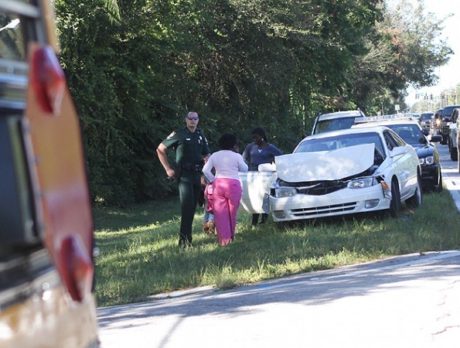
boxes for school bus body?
[1,278,98,348]
[0,1,99,347]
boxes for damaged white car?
[239,126,422,222]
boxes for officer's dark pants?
[178,172,201,247]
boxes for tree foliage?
[54,0,452,205]
[349,0,452,114]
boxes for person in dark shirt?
[157,111,210,248]
[242,127,283,225]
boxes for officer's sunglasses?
[187,116,199,121]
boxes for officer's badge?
[166,131,176,139]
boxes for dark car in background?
[438,105,460,144]
[457,114,460,173]
[419,112,434,133]
[449,108,460,161]
[381,121,442,192]
[433,109,443,137]
[355,117,443,192]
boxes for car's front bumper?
[269,184,390,222]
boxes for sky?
[401,0,460,106]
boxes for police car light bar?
[354,113,416,124]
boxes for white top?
[202,150,248,182]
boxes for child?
[201,176,215,234]
[203,183,215,234]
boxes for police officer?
[157,111,210,248]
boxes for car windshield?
[295,132,385,156]
[385,124,422,145]
[420,113,433,121]
[313,117,357,134]
[441,106,460,118]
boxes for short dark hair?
[251,127,267,141]
[218,133,237,150]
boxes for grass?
[94,190,460,307]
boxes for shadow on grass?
[93,198,181,231]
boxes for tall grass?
[94,191,460,307]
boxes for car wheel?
[407,175,423,208]
[450,139,458,161]
[434,169,443,193]
[452,147,458,161]
[389,179,401,217]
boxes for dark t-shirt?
[242,142,283,171]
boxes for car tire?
[449,138,458,161]
[441,135,447,145]
[452,147,458,161]
[434,169,443,193]
[389,179,401,218]
[407,174,423,208]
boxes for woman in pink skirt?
[202,134,248,246]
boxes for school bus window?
[0,13,25,60]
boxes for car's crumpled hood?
[276,143,375,182]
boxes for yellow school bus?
[0,1,99,347]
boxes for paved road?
[98,252,460,348]
[97,142,460,348]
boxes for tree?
[55,0,452,205]
[348,0,452,113]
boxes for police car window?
[0,13,25,60]
[383,131,393,150]
[390,130,406,147]
[383,130,402,149]
[314,117,356,134]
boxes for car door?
[239,170,277,214]
[384,130,417,199]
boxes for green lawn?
[94,190,460,307]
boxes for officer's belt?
[181,163,203,172]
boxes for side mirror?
[430,135,442,143]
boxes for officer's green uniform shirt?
[162,127,210,180]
